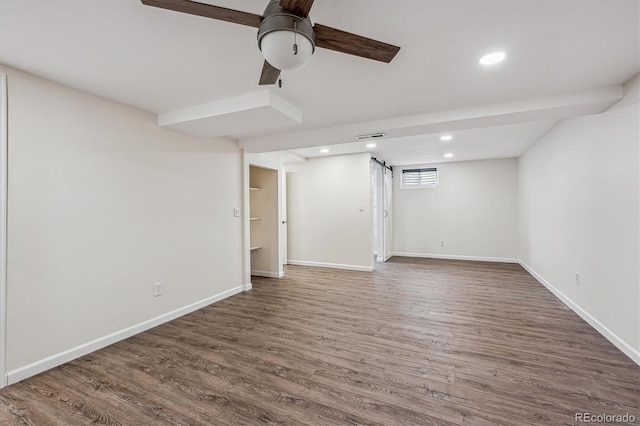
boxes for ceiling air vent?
[355,132,387,141]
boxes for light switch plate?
[233,208,240,217]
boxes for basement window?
[401,167,438,188]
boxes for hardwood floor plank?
[117,333,391,425]
[0,257,637,425]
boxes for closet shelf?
[250,246,262,251]
[250,217,261,221]
[249,187,262,191]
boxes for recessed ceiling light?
[479,51,506,66]
[320,148,329,153]
[366,143,376,148]
[440,135,453,141]
[444,153,454,158]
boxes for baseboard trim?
[287,260,374,272]
[251,270,284,278]
[392,252,519,264]
[6,285,244,385]
[520,261,640,366]
[244,282,253,291]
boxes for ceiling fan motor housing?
[258,0,316,70]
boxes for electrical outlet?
[575,272,580,286]
[440,240,445,246]
[153,282,163,297]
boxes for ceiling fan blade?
[259,61,281,85]
[314,24,400,63]
[141,0,262,28]
[279,0,315,18]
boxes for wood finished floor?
[0,258,638,425]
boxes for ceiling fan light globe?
[260,30,314,71]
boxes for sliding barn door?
[383,167,393,261]
[371,162,385,263]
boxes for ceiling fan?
[140,0,400,85]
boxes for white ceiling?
[288,120,559,166]
[1,0,638,165]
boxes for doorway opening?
[248,165,282,279]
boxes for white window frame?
[401,167,438,189]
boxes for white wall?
[518,78,639,362]
[286,153,373,271]
[393,158,518,261]
[3,65,244,383]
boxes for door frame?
[0,72,8,388]
[280,168,287,266]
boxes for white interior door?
[383,167,393,261]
